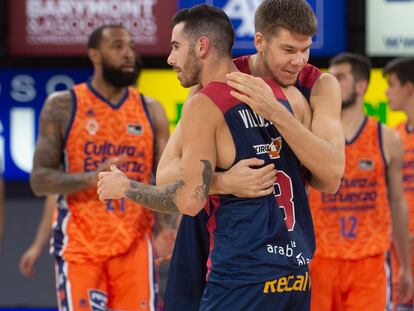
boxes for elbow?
[323,171,343,194]
[322,179,341,194]
[178,200,205,217]
[30,172,46,197]
[312,167,343,194]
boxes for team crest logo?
[359,159,374,170]
[86,119,99,136]
[269,137,282,159]
[88,289,107,311]
[128,123,143,135]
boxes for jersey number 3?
[274,171,296,231]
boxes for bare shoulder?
[181,93,223,122]
[143,95,165,114]
[312,72,339,95]
[41,90,73,128]
[382,124,402,146]
[143,95,168,124]
[381,124,403,164]
[44,90,72,112]
[184,92,212,108]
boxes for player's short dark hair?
[87,24,124,49]
[255,0,317,38]
[330,53,372,84]
[171,4,234,57]
[383,58,414,85]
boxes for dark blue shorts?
[200,266,311,311]
[164,210,210,311]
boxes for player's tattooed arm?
[98,160,213,216]
[128,160,212,214]
[125,180,183,214]
[194,160,212,200]
[31,91,97,196]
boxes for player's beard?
[342,88,358,109]
[102,59,139,88]
[179,46,202,88]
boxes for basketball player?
[309,53,412,310]
[161,0,344,309]
[30,25,170,311]
[384,57,414,310]
[98,4,319,310]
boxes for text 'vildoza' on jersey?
[201,80,315,286]
[51,82,155,263]
[309,117,391,259]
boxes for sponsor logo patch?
[253,137,282,159]
[359,159,374,170]
[263,271,310,294]
[88,289,107,311]
[269,137,282,159]
[128,123,143,135]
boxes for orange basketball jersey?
[397,122,414,233]
[51,82,155,263]
[309,117,391,259]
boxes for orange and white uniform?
[52,82,157,311]
[309,117,392,310]
[391,122,414,310]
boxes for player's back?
[51,82,155,263]
[201,80,315,284]
[309,117,391,259]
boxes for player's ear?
[198,36,210,58]
[254,32,266,53]
[356,79,368,96]
[87,48,101,66]
[404,80,414,97]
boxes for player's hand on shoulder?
[226,72,280,121]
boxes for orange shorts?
[310,254,391,311]
[55,234,157,311]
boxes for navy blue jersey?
[200,81,315,285]
[164,63,320,311]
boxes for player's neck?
[200,58,238,87]
[249,53,270,77]
[90,76,128,105]
[404,99,414,129]
[341,101,366,140]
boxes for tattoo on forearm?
[194,160,212,201]
[126,159,212,215]
[126,180,184,214]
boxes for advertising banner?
[0,68,404,181]
[178,0,346,56]
[0,69,187,180]
[9,0,177,56]
[367,0,414,56]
